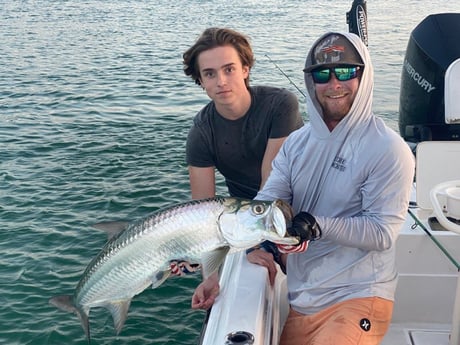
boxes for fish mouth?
[270,200,299,245]
[274,199,293,224]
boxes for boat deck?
[382,323,451,345]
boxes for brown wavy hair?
[183,27,255,88]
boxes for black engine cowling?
[399,13,460,143]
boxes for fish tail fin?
[106,300,132,335]
[49,295,91,343]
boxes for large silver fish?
[49,197,298,342]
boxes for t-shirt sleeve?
[185,124,215,167]
[269,89,303,138]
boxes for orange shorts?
[279,297,393,345]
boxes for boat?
[199,3,460,345]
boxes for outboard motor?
[399,13,460,144]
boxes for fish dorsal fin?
[92,221,130,240]
[151,269,171,289]
[106,299,131,335]
[201,247,230,279]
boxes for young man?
[182,27,303,308]
[248,32,415,344]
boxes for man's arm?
[187,165,220,309]
[188,165,216,199]
[260,137,288,188]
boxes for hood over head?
[303,32,373,139]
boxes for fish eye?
[252,203,266,215]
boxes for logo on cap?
[314,35,346,65]
[304,33,364,73]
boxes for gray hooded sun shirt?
[256,32,415,315]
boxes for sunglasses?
[310,66,361,84]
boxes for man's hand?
[191,272,220,310]
[246,249,283,285]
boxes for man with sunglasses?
[247,32,415,344]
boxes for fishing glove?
[277,211,321,254]
[246,211,322,270]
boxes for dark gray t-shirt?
[186,86,303,199]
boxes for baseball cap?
[303,33,364,72]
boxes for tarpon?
[49,197,298,342]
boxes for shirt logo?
[360,318,371,332]
[332,156,346,171]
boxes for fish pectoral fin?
[201,247,230,279]
[106,299,131,335]
[92,221,130,240]
[151,269,171,289]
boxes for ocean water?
[1,1,459,344]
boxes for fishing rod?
[264,54,306,98]
[407,208,460,270]
[347,0,369,46]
